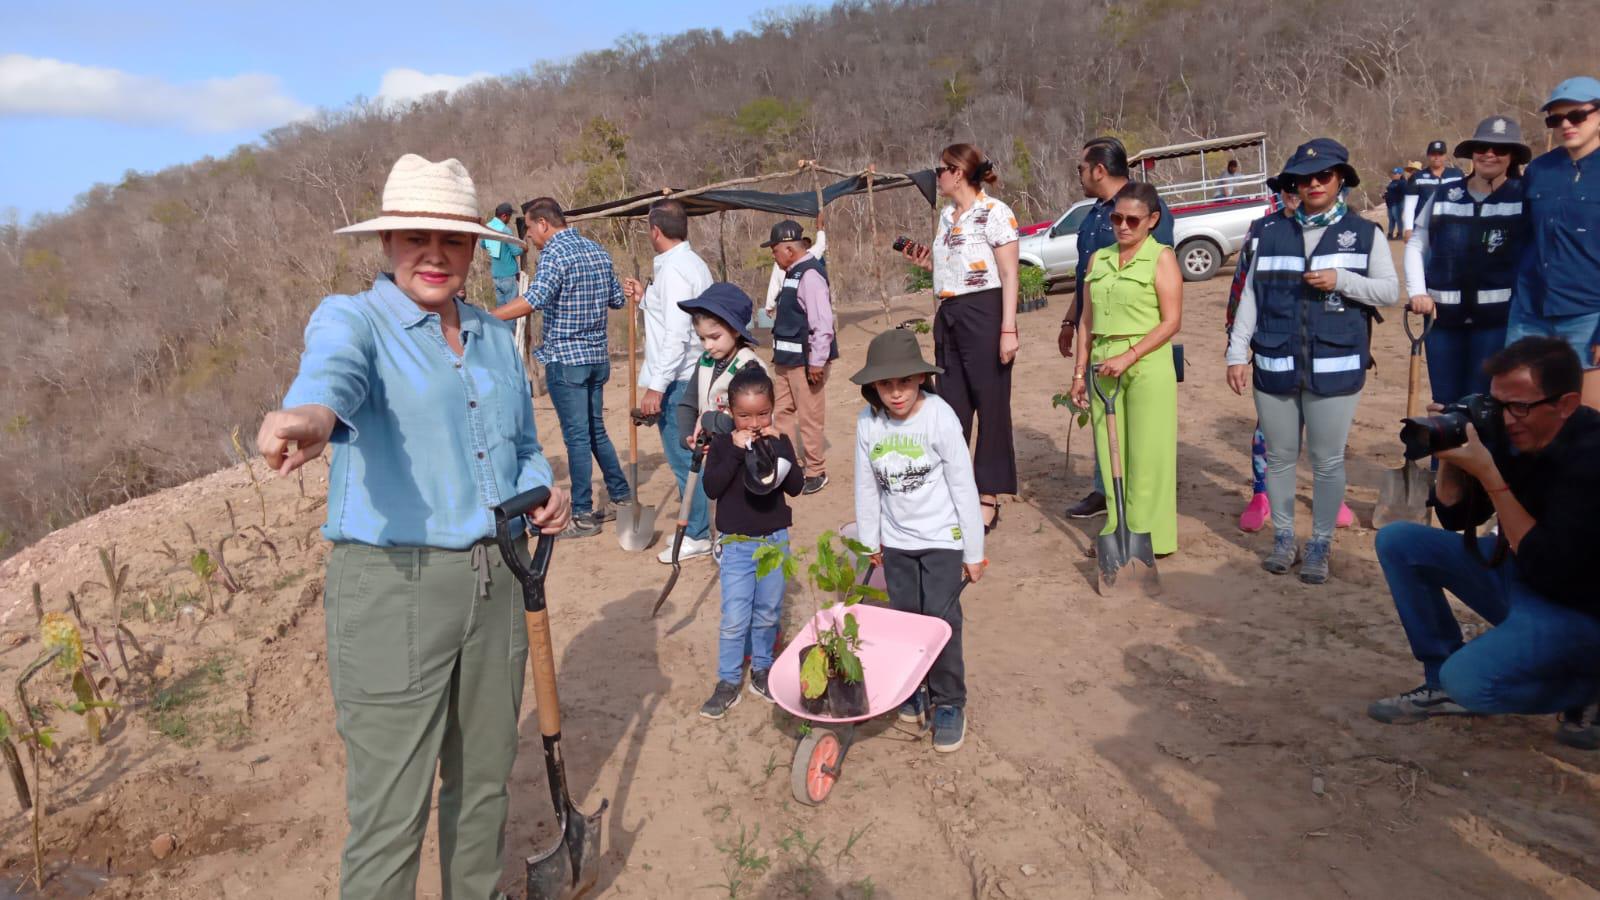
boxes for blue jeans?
[1505,308,1600,371]
[1424,325,1506,405]
[1386,203,1402,239]
[544,360,631,516]
[716,529,787,684]
[1376,522,1600,713]
[657,379,710,540]
[492,276,518,307]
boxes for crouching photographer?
[1368,337,1600,750]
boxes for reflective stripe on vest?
[1255,255,1305,273]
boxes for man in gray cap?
[1511,75,1600,411]
[763,219,837,494]
[1402,140,1465,241]
[482,201,524,306]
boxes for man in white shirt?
[623,199,716,558]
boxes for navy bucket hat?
[1453,115,1532,166]
[1278,138,1360,189]
[678,282,761,347]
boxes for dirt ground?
[3,231,1599,899]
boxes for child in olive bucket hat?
[850,329,986,752]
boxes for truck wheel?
[1177,238,1222,282]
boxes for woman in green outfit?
[1069,181,1183,555]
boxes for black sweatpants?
[881,546,966,709]
[934,288,1017,495]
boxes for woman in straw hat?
[256,153,570,898]
[1404,115,1532,406]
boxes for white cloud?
[0,54,312,132]
[376,68,494,106]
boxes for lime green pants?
[1089,337,1178,556]
[325,541,528,900]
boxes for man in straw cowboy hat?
[495,197,636,537]
[257,153,570,899]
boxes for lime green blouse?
[1086,237,1167,336]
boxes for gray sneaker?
[1557,703,1600,751]
[559,512,602,540]
[1299,539,1331,584]
[699,681,743,720]
[1368,685,1471,724]
[1262,531,1298,574]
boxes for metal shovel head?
[615,500,658,552]
[1095,532,1161,598]
[527,797,607,899]
[1374,460,1433,530]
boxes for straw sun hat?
[335,154,523,247]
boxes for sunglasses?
[937,164,962,175]
[1286,169,1340,190]
[1545,106,1598,128]
[1108,212,1149,228]
[1491,394,1562,418]
[1466,144,1512,156]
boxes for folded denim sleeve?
[282,296,374,438]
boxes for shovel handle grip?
[524,608,563,737]
[494,486,553,524]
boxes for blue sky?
[1,0,784,222]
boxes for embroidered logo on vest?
[1447,186,1465,202]
[1337,230,1357,250]
[1485,229,1506,254]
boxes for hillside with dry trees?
[0,0,1589,555]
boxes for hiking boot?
[559,512,602,539]
[1066,491,1107,519]
[699,681,743,720]
[898,687,928,724]
[657,535,714,565]
[1557,703,1600,751]
[1368,685,1471,724]
[932,705,965,753]
[748,669,773,703]
[1299,539,1332,584]
[1238,492,1270,533]
[1261,530,1298,574]
[802,473,829,495]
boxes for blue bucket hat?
[678,282,761,347]
[1541,76,1600,112]
[1277,137,1360,188]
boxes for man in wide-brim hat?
[258,153,570,899]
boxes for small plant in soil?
[189,548,218,614]
[727,530,886,718]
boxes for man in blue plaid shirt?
[495,197,632,537]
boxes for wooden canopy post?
[866,165,888,327]
[717,210,729,281]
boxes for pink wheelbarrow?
[770,603,952,805]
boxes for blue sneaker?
[932,705,965,753]
[897,687,928,724]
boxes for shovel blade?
[527,798,608,900]
[1095,531,1161,598]
[615,504,659,553]
[1374,462,1433,530]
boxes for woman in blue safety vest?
[1404,116,1531,405]
[1225,139,1400,584]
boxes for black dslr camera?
[1399,394,1502,461]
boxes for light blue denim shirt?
[283,274,553,548]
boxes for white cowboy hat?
[335,154,524,246]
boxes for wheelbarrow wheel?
[791,728,842,806]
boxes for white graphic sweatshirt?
[853,393,984,564]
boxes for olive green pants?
[325,541,528,900]
[1089,336,1179,556]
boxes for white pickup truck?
[1019,133,1274,283]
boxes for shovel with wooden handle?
[1089,364,1161,598]
[1374,312,1435,529]
[616,293,658,551]
[492,487,606,900]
